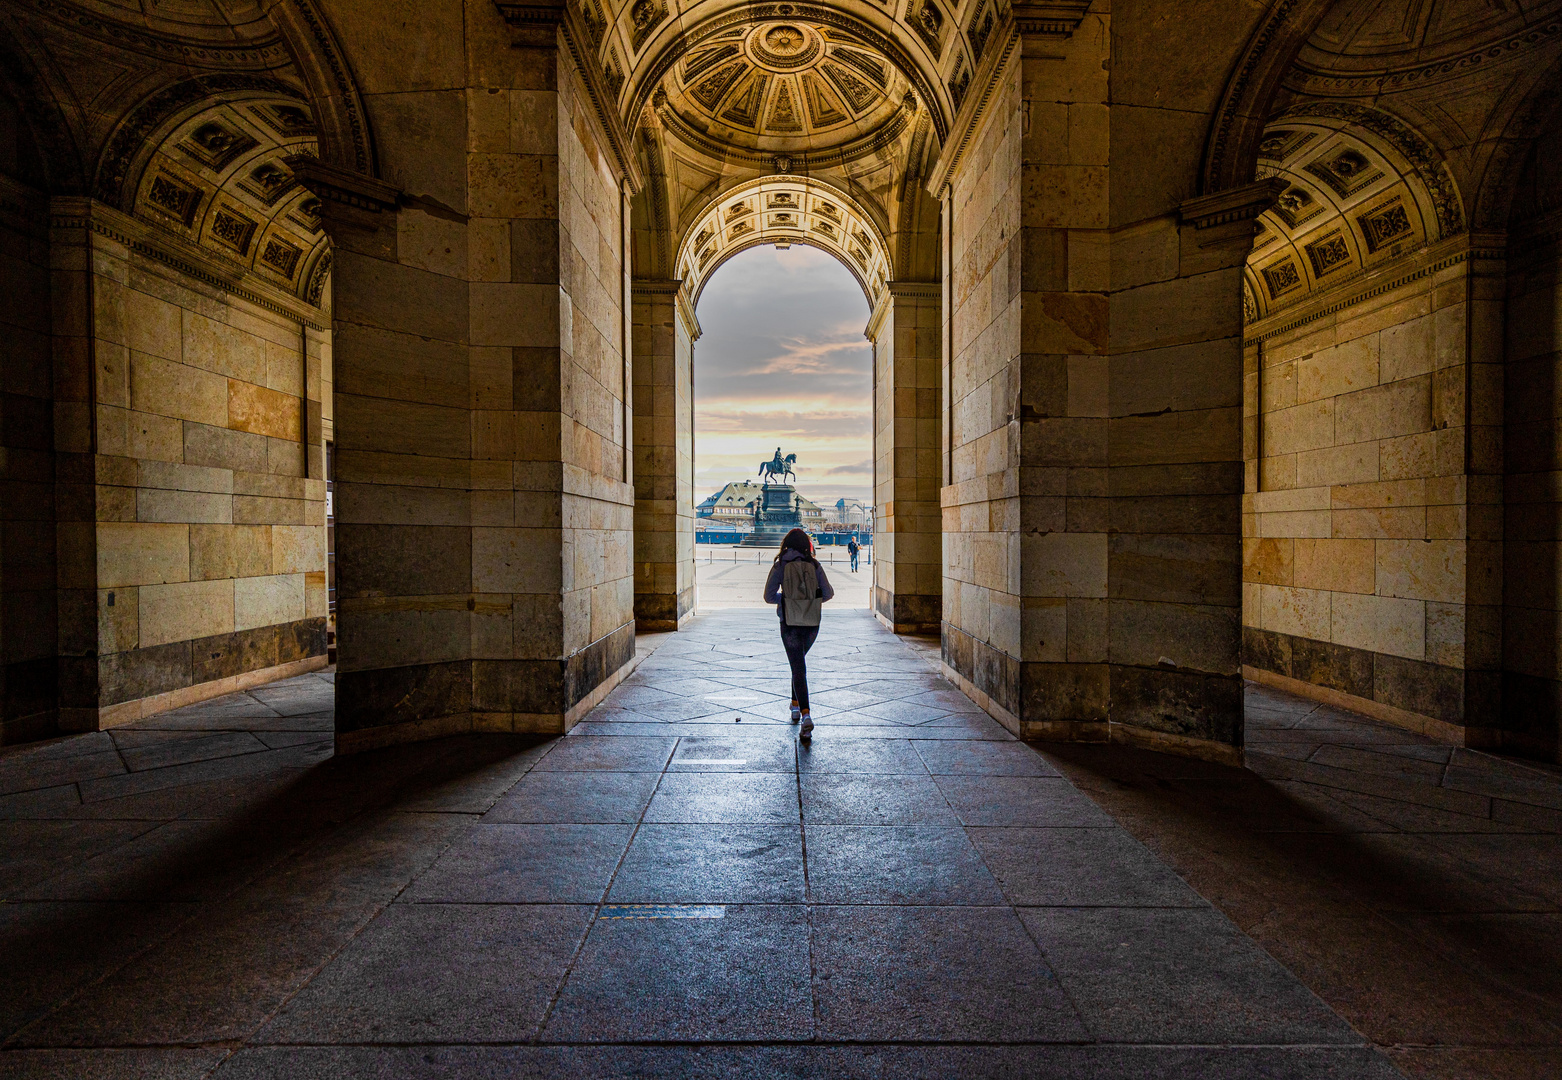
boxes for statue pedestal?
[739,484,802,547]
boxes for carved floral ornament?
[1244,113,1446,323]
[129,98,332,306]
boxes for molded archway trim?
[1200,0,1338,195]
[675,174,891,311]
[270,0,377,177]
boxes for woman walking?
[762,528,834,740]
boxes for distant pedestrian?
[763,528,834,740]
[847,538,860,572]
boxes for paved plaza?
[692,544,872,610]
[0,609,1557,1077]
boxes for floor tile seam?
[797,738,824,1035]
[1451,786,1562,817]
[531,738,676,1044]
[0,768,131,801]
[0,871,218,1051]
[1256,765,1495,812]
[1,816,178,903]
[75,748,332,804]
[457,739,560,815]
[233,804,489,1051]
[113,742,291,776]
[6,1038,1401,1051]
[100,732,135,777]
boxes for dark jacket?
[763,548,835,621]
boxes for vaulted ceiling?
[1246,0,1562,320]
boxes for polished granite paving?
[1047,681,1562,1080]
[0,609,1411,1078]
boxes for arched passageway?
[2,0,1562,1073]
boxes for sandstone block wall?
[1243,243,1502,742]
[325,10,634,751]
[942,55,1025,716]
[631,280,694,631]
[940,12,1247,762]
[70,204,329,727]
[557,64,635,697]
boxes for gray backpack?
[781,558,823,626]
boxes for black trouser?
[780,621,820,712]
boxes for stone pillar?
[631,278,695,631]
[46,203,97,737]
[313,14,637,751]
[869,281,942,633]
[933,4,1251,763]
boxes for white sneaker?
[790,702,801,723]
[799,714,813,739]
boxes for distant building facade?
[696,480,826,529]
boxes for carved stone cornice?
[886,280,941,299]
[1243,231,1502,346]
[493,0,567,24]
[50,196,329,328]
[866,280,940,340]
[1180,177,1288,229]
[925,14,1021,197]
[631,277,701,340]
[494,0,644,193]
[1010,2,1092,36]
[287,155,400,212]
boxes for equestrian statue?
[758,448,797,484]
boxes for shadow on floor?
[2,725,550,1049]
[1038,692,1562,1080]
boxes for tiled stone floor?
[3,608,1552,1077]
[1045,683,1562,1080]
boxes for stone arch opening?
[688,242,875,597]
[1237,0,1562,759]
[0,0,350,741]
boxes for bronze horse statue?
[758,451,797,484]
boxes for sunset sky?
[692,244,873,511]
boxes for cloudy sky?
[693,244,872,510]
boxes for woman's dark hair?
[773,527,815,564]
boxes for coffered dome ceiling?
[661,20,911,152]
[1244,111,1453,321]
[677,177,890,306]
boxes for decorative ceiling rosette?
[665,20,908,151]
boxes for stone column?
[869,281,943,633]
[631,278,696,631]
[46,203,98,737]
[933,3,1252,763]
[311,10,638,751]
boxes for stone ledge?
[1244,664,1497,749]
[97,654,329,730]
